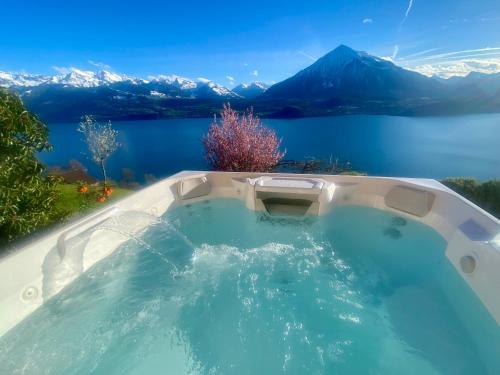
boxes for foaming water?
[1,199,499,374]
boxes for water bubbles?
[327,340,353,362]
[241,297,253,311]
[7,200,484,375]
[338,313,361,324]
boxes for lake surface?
[40,114,500,183]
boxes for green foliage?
[0,89,62,245]
[442,178,500,218]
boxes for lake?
[39,114,500,183]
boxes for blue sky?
[1,0,500,84]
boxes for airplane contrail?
[400,0,414,27]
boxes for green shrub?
[0,89,62,246]
[441,178,500,218]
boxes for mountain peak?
[263,44,443,101]
[294,45,365,79]
[318,45,364,65]
[97,70,125,83]
[233,81,270,99]
[332,44,358,54]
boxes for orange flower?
[103,187,113,196]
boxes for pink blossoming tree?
[203,104,285,172]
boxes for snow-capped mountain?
[1,69,242,99]
[6,44,500,122]
[0,69,139,88]
[150,75,197,90]
[0,72,51,87]
[2,68,248,121]
[49,69,142,87]
[194,78,241,98]
[233,82,270,99]
[51,69,108,87]
[149,75,241,98]
[263,44,447,101]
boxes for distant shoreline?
[40,107,500,125]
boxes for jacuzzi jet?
[383,227,402,239]
[257,212,315,226]
[460,255,477,274]
[262,197,313,216]
[392,216,407,226]
[21,286,39,302]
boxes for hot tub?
[0,172,499,374]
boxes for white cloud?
[399,46,500,78]
[382,45,399,62]
[52,66,76,75]
[226,75,235,85]
[252,70,259,77]
[362,18,373,24]
[392,45,399,60]
[88,60,111,70]
[410,58,500,78]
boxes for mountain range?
[2,45,500,121]
[0,70,248,98]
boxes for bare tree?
[78,116,119,186]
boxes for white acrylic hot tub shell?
[0,171,499,338]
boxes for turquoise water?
[1,200,499,374]
[39,114,500,182]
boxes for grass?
[0,183,134,252]
[55,183,133,218]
